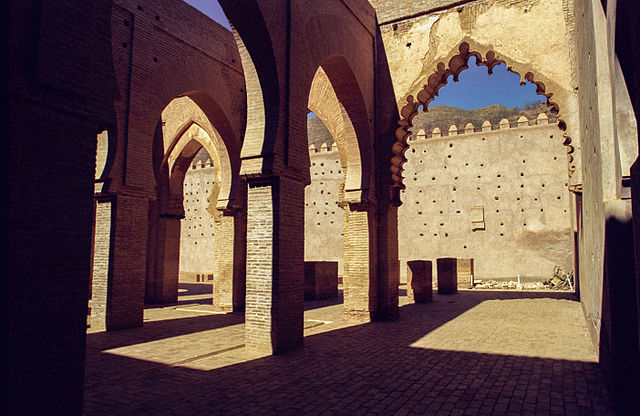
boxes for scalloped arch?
[390,42,576,205]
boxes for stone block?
[407,260,433,303]
[457,258,475,288]
[437,258,458,295]
[305,262,339,300]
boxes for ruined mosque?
[8,0,640,414]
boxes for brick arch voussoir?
[390,41,576,205]
[163,120,233,215]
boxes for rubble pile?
[470,266,574,291]
[542,266,574,290]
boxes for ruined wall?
[305,145,345,276]
[373,0,582,186]
[399,116,573,280]
[179,158,217,281]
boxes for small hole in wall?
[495,196,499,200]
[523,223,527,227]
[465,162,469,166]
[406,42,412,47]
[418,211,423,215]
[540,208,544,212]
[453,187,457,191]
[456,210,461,214]
[434,233,438,236]
[523,160,526,164]
[554,156,558,160]
[520,184,524,188]
[517,197,521,201]
[500,233,504,237]
[480,163,484,167]
[557,196,562,199]
[155,15,160,21]
[122,42,128,48]
[451,200,455,203]
[550,135,554,139]
[477,187,481,191]
[416,201,420,204]
[520,172,524,176]
[448,155,452,158]
[534,197,538,201]
[497,185,501,189]
[496,209,500,213]
[440,223,444,226]
[439,211,443,214]
[564,209,567,213]
[153,57,158,62]
[454,176,459,180]
[433,200,436,203]
[392,23,398,31]
[542,184,545,187]
[477,175,481,179]
[445,233,449,237]
[463,245,467,249]
[482,137,486,141]
[432,177,436,180]
[521,208,525,212]
[449,143,453,148]
[500,222,504,226]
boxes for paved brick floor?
[84,285,612,415]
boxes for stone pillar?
[304,262,339,300]
[343,202,378,321]
[213,209,246,312]
[437,258,458,295]
[245,177,304,354]
[407,260,433,303]
[91,193,149,330]
[457,258,475,289]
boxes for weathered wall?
[294,114,573,281]
[399,117,573,280]
[305,146,345,276]
[179,160,217,280]
[374,0,582,186]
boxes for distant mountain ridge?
[307,102,553,147]
[411,102,553,135]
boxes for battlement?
[308,142,339,153]
[190,158,214,169]
[410,113,556,141]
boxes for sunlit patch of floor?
[410,297,596,361]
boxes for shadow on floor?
[84,290,613,415]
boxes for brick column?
[146,215,181,304]
[245,177,304,353]
[376,204,400,320]
[437,258,458,295]
[407,260,433,303]
[213,210,246,312]
[91,193,149,330]
[343,202,378,321]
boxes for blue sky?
[183,1,542,115]
[183,0,230,29]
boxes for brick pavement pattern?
[84,287,612,415]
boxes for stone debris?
[470,266,574,291]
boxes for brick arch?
[159,97,234,212]
[307,67,361,200]
[146,57,244,209]
[390,41,576,205]
[299,12,374,203]
[161,123,226,218]
[218,0,280,176]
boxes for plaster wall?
[179,162,217,280]
[374,0,582,186]
[305,147,345,276]
[399,119,573,280]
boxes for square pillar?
[245,177,304,354]
[437,257,458,295]
[343,202,378,321]
[91,194,149,330]
[304,262,339,300]
[213,210,246,312]
[407,260,432,303]
[457,258,475,289]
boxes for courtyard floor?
[84,284,612,415]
